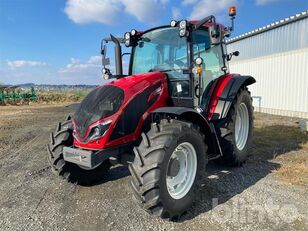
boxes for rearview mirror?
[208,25,222,45]
[101,44,106,56]
[226,50,240,61]
[101,44,110,67]
[103,57,110,66]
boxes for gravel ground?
[0,105,307,231]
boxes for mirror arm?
[227,53,232,61]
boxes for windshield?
[131,27,188,75]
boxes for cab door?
[192,29,228,110]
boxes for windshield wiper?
[141,37,151,42]
[160,69,186,73]
[148,68,189,73]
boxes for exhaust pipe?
[110,34,123,76]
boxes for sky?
[0,0,307,85]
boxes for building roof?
[227,10,308,44]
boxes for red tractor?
[47,7,255,219]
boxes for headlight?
[88,120,112,141]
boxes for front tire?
[216,88,253,166]
[47,117,111,186]
[129,119,207,220]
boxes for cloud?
[64,0,122,25]
[182,0,198,5]
[1,58,104,85]
[58,55,105,84]
[64,0,169,25]
[172,7,182,19]
[122,0,169,23]
[185,0,237,20]
[7,60,48,68]
[58,55,101,74]
[256,0,279,5]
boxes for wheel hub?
[166,142,197,200]
[167,158,180,177]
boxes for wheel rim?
[166,142,197,200]
[235,102,249,151]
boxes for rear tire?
[129,119,207,220]
[216,88,253,166]
[47,117,111,186]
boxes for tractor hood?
[73,72,167,143]
[107,72,166,91]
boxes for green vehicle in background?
[0,85,37,105]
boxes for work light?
[131,29,137,36]
[125,32,130,40]
[124,32,131,47]
[170,20,177,27]
[102,68,108,74]
[179,20,187,29]
[179,29,186,37]
[195,57,203,65]
[179,20,188,37]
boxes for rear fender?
[152,107,222,159]
[206,74,256,121]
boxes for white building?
[227,11,308,118]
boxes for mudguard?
[205,74,256,120]
[152,107,222,159]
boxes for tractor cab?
[129,23,228,109]
[101,14,236,117]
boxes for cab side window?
[192,29,225,86]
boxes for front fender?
[152,107,222,159]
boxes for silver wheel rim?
[235,102,249,151]
[166,142,197,200]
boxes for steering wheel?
[165,60,185,69]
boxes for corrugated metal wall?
[227,13,308,118]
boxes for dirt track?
[0,105,307,231]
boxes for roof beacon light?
[228,6,237,32]
[229,6,236,17]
